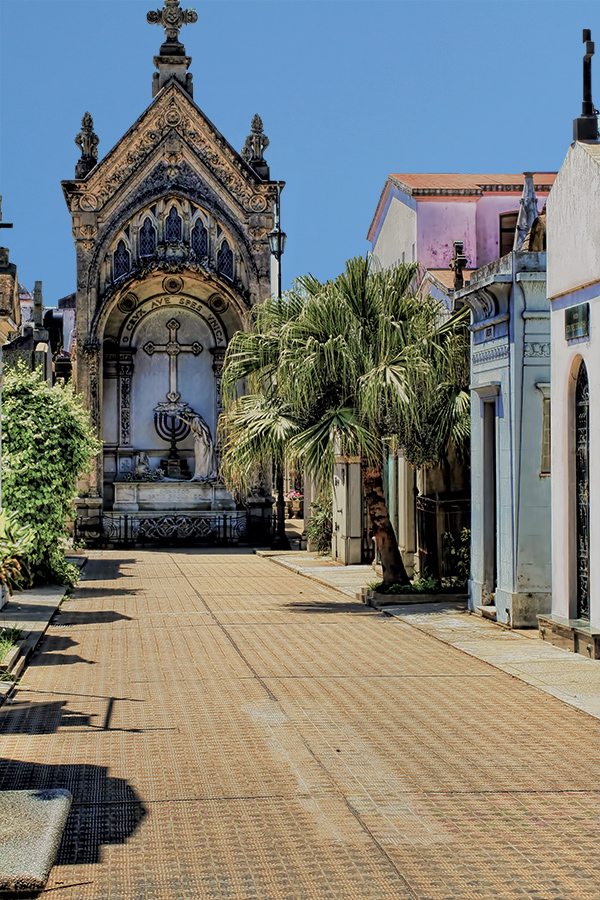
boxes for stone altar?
[113,480,235,512]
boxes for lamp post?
[269,186,290,550]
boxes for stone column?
[397,452,416,577]
[75,337,104,528]
[332,455,363,565]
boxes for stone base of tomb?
[113,479,236,512]
[537,614,600,659]
[102,509,248,544]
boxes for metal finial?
[573,29,599,142]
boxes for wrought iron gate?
[575,362,590,619]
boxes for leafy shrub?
[306,494,333,554]
[441,527,470,585]
[370,573,441,595]
[0,510,36,591]
[2,365,100,586]
[0,627,22,663]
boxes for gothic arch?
[90,272,247,346]
[85,182,262,300]
[117,295,229,350]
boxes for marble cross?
[143,317,202,403]
[147,0,198,44]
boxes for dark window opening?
[165,206,183,243]
[139,218,157,257]
[113,240,130,280]
[499,212,519,256]
[191,221,208,259]
[217,240,234,280]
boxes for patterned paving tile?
[2,548,599,898]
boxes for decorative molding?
[524,341,550,358]
[64,83,278,216]
[472,345,509,365]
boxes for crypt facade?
[62,1,281,539]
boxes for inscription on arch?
[121,295,227,347]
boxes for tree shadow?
[53,610,133,626]
[82,559,137,581]
[284,600,373,615]
[69,586,140,600]
[0,757,147,873]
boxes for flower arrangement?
[286,490,304,501]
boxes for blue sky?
[0,0,596,304]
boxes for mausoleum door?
[575,362,590,620]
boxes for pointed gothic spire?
[242,115,270,180]
[74,112,99,179]
[147,0,198,97]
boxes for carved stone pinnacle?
[75,112,99,179]
[242,114,270,179]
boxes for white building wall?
[372,196,417,269]
[547,141,600,631]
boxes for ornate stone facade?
[63,4,280,526]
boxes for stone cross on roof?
[147,0,198,45]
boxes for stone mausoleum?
[63,1,280,542]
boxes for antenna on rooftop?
[573,29,600,142]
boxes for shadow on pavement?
[53,610,133,626]
[0,757,147,871]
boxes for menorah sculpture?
[154,398,193,478]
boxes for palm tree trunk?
[363,466,410,586]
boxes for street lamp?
[269,186,290,550]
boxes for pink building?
[367,173,556,297]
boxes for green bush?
[0,510,36,591]
[305,494,333,554]
[2,365,100,586]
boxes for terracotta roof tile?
[391,173,556,193]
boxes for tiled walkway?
[1,549,599,898]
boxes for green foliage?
[396,307,471,469]
[2,365,100,586]
[0,510,36,591]
[220,256,443,490]
[0,627,22,663]
[442,527,471,584]
[370,573,440,595]
[305,494,333,554]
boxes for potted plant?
[286,489,304,518]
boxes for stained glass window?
[191,221,208,258]
[113,240,130,280]
[139,218,156,257]
[165,206,183,242]
[217,240,234,280]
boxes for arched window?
[575,361,590,619]
[139,217,157,257]
[191,220,208,259]
[217,239,234,280]
[113,240,130,280]
[165,206,183,242]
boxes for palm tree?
[219,256,465,587]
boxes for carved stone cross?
[143,317,202,403]
[147,0,198,44]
